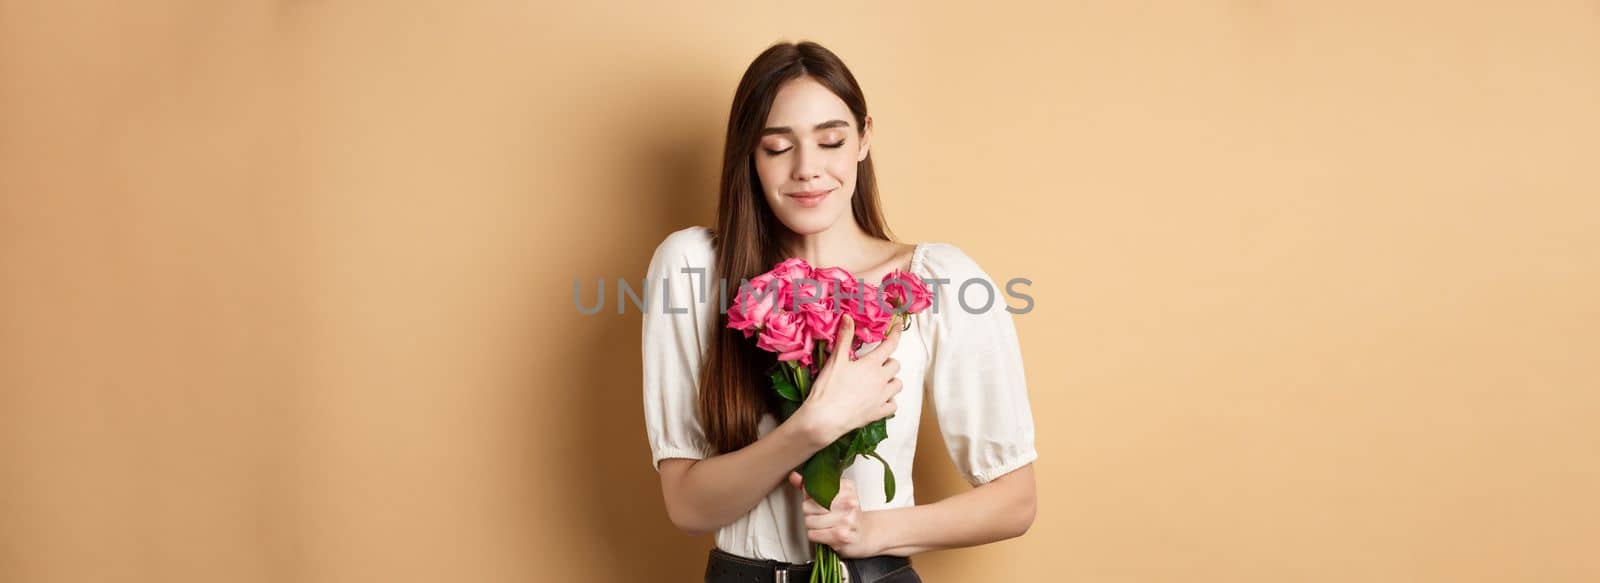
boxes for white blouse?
[640,226,1038,564]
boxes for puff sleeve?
[640,226,718,471]
[920,243,1040,486]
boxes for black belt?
[704,547,916,583]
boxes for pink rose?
[769,258,813,307]
[842,283,895,346]
[727,256,926,365]
[728,272,780,337]
[788,275,830,313]
[770,257,812,280]
[811,266,857,303]
[756,310,813,365]
[798,299,842,345]
[880,270,933,314]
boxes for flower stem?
[810,543,841,583]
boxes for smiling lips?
[787,188,834,208]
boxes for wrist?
[791,409,834,450]
[861,509,898,557]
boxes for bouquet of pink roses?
[726,257,933,583]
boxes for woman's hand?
[796,314,904,446]
[789,471,882,558]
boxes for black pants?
[704,547,922,583]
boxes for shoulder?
[914,242,1025,345]
[647,225,715,271]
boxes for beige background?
[3,1,1598,581]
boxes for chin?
[776,216,832,236]
[776,207,849,236]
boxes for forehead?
[764,76,853,130]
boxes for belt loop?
[775,566,788,583]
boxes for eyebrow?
[760,119,851,137]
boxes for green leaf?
[831,432,858,472]
[802,446,843,509]
[866,451,896,502]
[832,430,854,451]
[857,418,889,452]
[769,369,801,402]
[846,428,867,458]
[776,397,800,422]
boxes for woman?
[642,41,1038,583]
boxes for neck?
[779,220,881,272]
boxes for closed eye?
[762,141,847,156]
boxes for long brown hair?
[699,41,895,454]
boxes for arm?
[871,244,1038,555]
[658,417,826,536]
[864,463,1037,556]
[659,316,906,537]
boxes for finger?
[788,471,803,490]
[805,510,849,531]
[881,357,901,378]
[831,314,856,363]
[883,377,904,400]
[835,479,859,510]
[802,497,828,516]
[808,526,857,548]
[868,320,903,362]
[807,527,838,547]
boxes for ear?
[857,115,873,162]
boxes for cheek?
[753,157,783,198]
[827,152,859,183]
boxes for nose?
[790,145,822,182]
